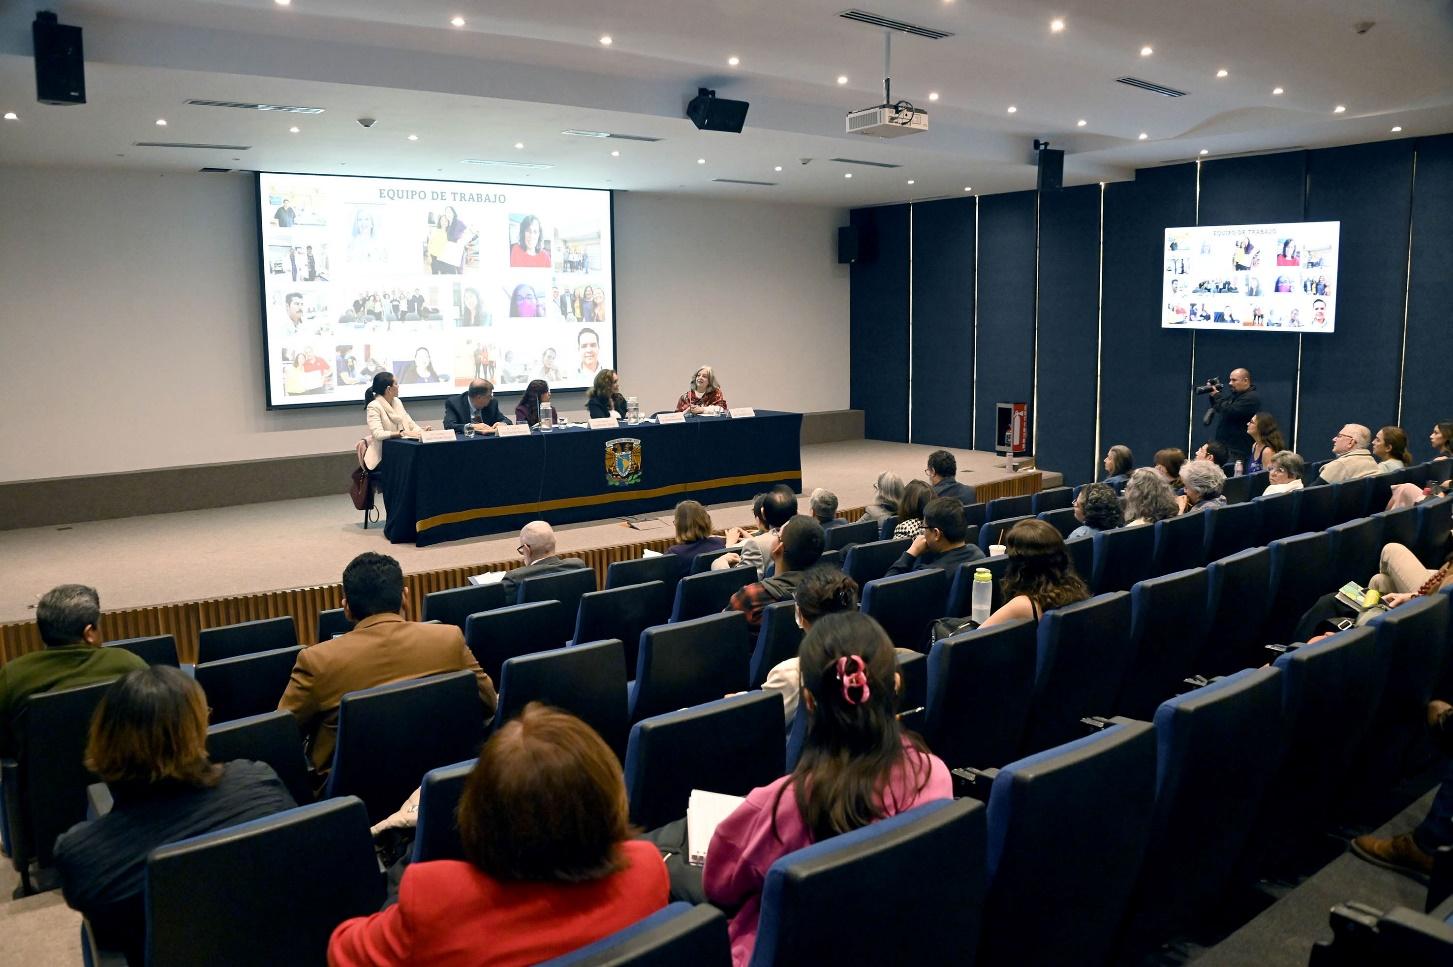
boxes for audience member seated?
[329,704,669,966]
[1433,421,1453,459]
[0,584,144,758]
[1121,468,1179,527]
[860,471,904,523]
[891,479,934,540]
[886,497,986,576]
[676,366,729,415]
[1194,440,1231,472]
[1373,425,1413,472]
[1178,460,1227,513]
[1262,451,1306,496]
[1246,411,1286,473]
[925,450,975,505]
[701,612,952,965]
[717,486,797,578]
[1068,483,1125,540]
[1153,447,1188,486]
[586,369,627,420]
[443,379,510,435]
[728,516,826,637]
[664,500,726,562]
[279,552,497,773]
[1370,543,1453,597]
[500,521,588,595]
[758,568,861,724]
[979,520,1091,628]
[808,489,847,531]
[1101,445,1134,493]
[1351,696,1453,878]
[56,667,295,964]
[1316,423,1380,484]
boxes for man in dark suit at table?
[499,521,589,596]
[926,449,976,505]
[443,379,511,434]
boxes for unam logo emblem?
[604,438,643,487]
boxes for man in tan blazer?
[279,552,497,772]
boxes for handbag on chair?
[350,439,379,524]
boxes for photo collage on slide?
[1161,221,1339,333]
[260,173,614,407]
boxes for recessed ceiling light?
[2,112,16,121]
[1076,119,1087,126]
[907,179,915,184]
[1216,69,1228,78]
[274,0,290,6]
[1050,18,1065,32]
[289,126,300,133]
[1138,131,1149,140]
[155,118,167,126]
[728,56,739,67]
[1391,125,1403,133]
[774,165,783,171]
[1272,87,1284,95]
[928,92,940,102]
[610,149,620,157]
[1333,104,1346,114]
[408,134,418,141]
[1199,149,1209,155]
[599,35,612,46]
[1140,46,1153,56]
[1007,105,1017,114]
[963,186,972,192]
[514,141,525,149]
[450,16,465,27]
[837,75,849,85]
[697,158,706,164]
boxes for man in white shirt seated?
[1316,424,1380,484]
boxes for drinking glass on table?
[463,423,476,439]
[539,402,554,431]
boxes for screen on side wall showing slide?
[1161,221,1339,334]
[257,172,615,409]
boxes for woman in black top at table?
[516,379,551,427]
[54,667,295,965]
[586,369,627,420]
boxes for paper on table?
[687,789,745,866]
[468,571,508,587]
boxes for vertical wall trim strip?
[971,197,980,450]
[907,203,914,441]
[1187,161,1202,453]
[1396,145,1418,425]
[1292,153,1310,451]
[1031,193,1042,454]
[1093,183,1106,482]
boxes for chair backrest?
[1308,903,1453,966]
[1032,486,1074,514]
[1122,667,1285,952]
[494,639,629,759]
[1221,472,1254,505]
[315,608,354,642]
[1296,482,1339,532]
[1362,594,1452,779]
[749,601,803,689]
[1199,546,1273,676]
[1416,494,1453,565]
[1334,475,1376,523]
[1090,524,1157,594]
[877,515,900,540]
[1247,470,1271,499]
[986,493,1034,522]
[1256,490,1302,545]
[752,799,988,967]
[194,646,304,725]
[979,515,1033,552]
[573,582,671,680]
[411,759,474,863]
[825,517,877,550]
[539,902,731,967]
[945,555,1010,618]
[962,502,988,529]
[980,719,1157,967]
[104,635,179,667]
[465,600,570,682]
[206,710,313,807]
[422,583,508,631]
[922,619,1037,770]
[630,612,751,724]
[1064,534,1095,585]
[860,569,949,653]
[1263,531,1334,646]
[15,679,115,866]
[515,568,598,625]
[1326,516,1385,587]
[690,548,734,574]
[817,548,843,570]
[324,670,486,823]
[896,650,927,724]
[670,567,756,623]
[145,797,383,967]
[1152,511,1207,574]
[1036,507,1079,538]
[623,691,785,829]
[1202,500,1262,564]
[606,555,685,593]
[842,537,912,590]
[196,616,298,665]
[1020,591,1135,755]
[1379,503,1421,551]
[1118,567,1211,720]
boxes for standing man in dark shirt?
[887,498,986,576]
[1207,368,1260,466]
[926,450,976,505]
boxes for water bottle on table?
[538,401,553,431]
[970,567,993,625]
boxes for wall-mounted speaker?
[1036,147,1064,192]
[33,11,86,106]
[686,88,749,133]
[837,226,859,264]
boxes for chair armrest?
[81,919,129,967]
[950,766,999,802]
[86,783,114,820]
[2,756,32,865]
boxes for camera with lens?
[1193,376,1223,396]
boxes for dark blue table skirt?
[381,411,803,545]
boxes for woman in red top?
[328,704,668,967]
[676,365,729,414]
[509,214,551,268]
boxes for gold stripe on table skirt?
[416,469,802,534]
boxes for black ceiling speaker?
[687,88,749,133]
[33,11,86,105]
[1036,145,1064,192]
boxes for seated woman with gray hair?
[861,471,905,523]
[1262,451,1306,496]
[1122,468,1180,526]
[1178,460,1228,512]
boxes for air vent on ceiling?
[460,159,555,170]
[134,141,252,150]
[1115,77,1187,98]
[713,178,777,186]
[829,157,902,168]
[838,10,953,40]
[186,99,325,114]
[198,167,234,173]
[561,129,663,142]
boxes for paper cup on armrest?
[988,543,1007,557]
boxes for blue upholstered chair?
[921,619,1036,770]
[1036,507,1080,538]
[194,645,303,725]
[196,616,297,665]
[945,555,1009,618]
[985,493,1034,522]
[540,902,730,967]
[465,600,570,682]
[573,581,672,679]
[606,555,684,593]
[206,710,313,807]
[1263,531,1333,646]
[978,515,1032,552]
[1152,510,1207,574]
[411,759,473,863]
[842,537,911,589]
[1201,500,1261,564]
[514,567,598,629]
[422,583,507,632]
[825,517,877,550]
[1256,490,1301,546]
[749,601,802,690]
[103,634,179,667]
[493,639,629,759]
[629,612,750,724]
[1032,486,1074,514]
[670,567,756,623]
[1019,591,1135,755]
[1090,524,1156,594]
[859,569,948,653]
[1327,516,1385,586]
[1116,568,1209,720]
[1198,545,1271,676]
[314,608,355,642]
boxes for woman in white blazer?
[363,372,431,469]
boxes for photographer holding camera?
[1197,368,1260,466]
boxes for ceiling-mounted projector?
[847,104,928,138]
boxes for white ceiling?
[1,0,1451,205]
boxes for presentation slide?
[257,172,614,408]
[1161,221,1339,333]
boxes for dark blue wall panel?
[1034,184,1102,486]
[1299,141,1414,456]
[1099,164,1196,467]
[910,197,976,447]
[1194,152,1307,456]
[974,191,1038,452]
[850,204,910,441]
[1403,134,1453,458]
